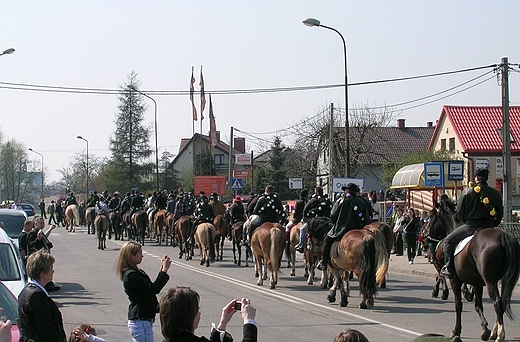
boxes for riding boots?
[440,262,454,279]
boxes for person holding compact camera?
[159,286,257,342]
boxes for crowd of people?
[8,174,497,341]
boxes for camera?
[233,301,241,310]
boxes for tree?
[160,150,181,191]
[57,152,107,197]
[0,138,36,203]
[108,71,154,192]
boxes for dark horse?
[213,214,228,261]
[108,210,123,241]
[425,201,520,341]
[131,210,148,245]
[230,221,251,266]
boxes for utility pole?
[329,103,334,198]
[501,57,512,224]
[228,126,234,195]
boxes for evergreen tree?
[108,72,153,191]
[269,136,290,200]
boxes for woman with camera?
[159,287,257,342]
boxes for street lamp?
[77,136,89,202]
[0,48,15,57]
[303,18,350,178]
[28,148,44,197]
[128,85,159,191]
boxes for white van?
[0,227,27,297]
[0,208,28,248]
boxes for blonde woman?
[115,241,172,342]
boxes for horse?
[322,227,389,309]
[131,210,148,245]
[365,221,394,288]
[174,215,194,260]
[94,214,109,250]
[194,222,216,267]
[213,214,228,261]
[230,221,250,266]
[165,213,176,246]
[305,217,332,287]
[250,222,286,289]
[121,209,133,239]
[242,215,257,267]
[85,207,96,234]
[64,205,80,232]
[153,209,169,245]
[284,214,302,276]
[108,210,123,240]
[425,202,520,341]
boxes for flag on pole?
[190,66,197,121]
[209,94,217,147]
[200,66,206,120]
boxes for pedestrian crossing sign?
[230,178,243,190]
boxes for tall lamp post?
[128,85,159,191]
[303,18,350,178]
[0,48,15,57]
[28,148,44,197]
[77,136,89,202]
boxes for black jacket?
[18,283,67,342]
[457,181,503,227]
[291,199,307,223]
[123,268,169,320]
[162,323,257,342]
[329,194,371,239]
[303,196,333,219]
[253,194,284,223]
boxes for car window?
[0,243,21,281]
[0,215,25,239]
[0,283,19,323]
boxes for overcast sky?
[1,1,519,183]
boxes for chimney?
[397,118,405,129]
[234,137,246,153]
[215,131,220,143]
[427,121,433,127]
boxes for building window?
[449,138,455,153]
[214,154,224,165]
[440,139,446,152]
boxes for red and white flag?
[209,94,217,147]
[190,66,197,121]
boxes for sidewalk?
[387,252,520,297]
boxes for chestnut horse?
[85,207,96,234]
[365,221,394,288]
[64,205,80,233]
[131,210,148,245]
[230,221,250,266]
[94,214,109,250]
[323,228,389,309]
[250,222,286,289]
[194,222,216,267]
[154,209,169,245]
[284,215,302,277]
[213,214,228,261]
[425,201,520,341]
[174,215,193,260]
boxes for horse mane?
[308,217,332,241]
[430,201,456,238]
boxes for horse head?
[426,201,456,241]
[308,217,332,241]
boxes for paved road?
[47,225,520,342]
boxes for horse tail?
[269,227,283,273]
[208,225,216,263]
[499,232,520,320]
[359,234,378,298]
[373,231,389,285]
[95,217,102,239]
[73,206,80,225]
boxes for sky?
[1,1,519,183]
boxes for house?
[428,105,520,206]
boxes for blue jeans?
[128,320,154,342]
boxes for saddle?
[330,241,341,259]
[435,234,474,256]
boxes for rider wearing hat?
[227,196,246,240]
[317,183,372,271]
[286,189,308,247]
[295,186,332,253]
[440,168,503,278]
[209,192,226,217]
[189,195,215,243]
[108,192,122,212]
[95,195,109,216]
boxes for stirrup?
[440,265,453,279]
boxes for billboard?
[235,153,252,165]
[194,176,227,196]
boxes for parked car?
[0,281,20,342]
[17,203,35,217]
[0,208,27,247]
[0,227,27,297]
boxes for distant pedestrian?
[38,199,47,219]
[48,200,57,225]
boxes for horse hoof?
[291,271,295,276]
[327,294,336,303]
[255,271,259,277]
[234,260,237,265]
[359,303,366,309]
[442,294,448,300]
[270,284,276,289]
[481,328,491,341]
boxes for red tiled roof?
[432,106,520,153]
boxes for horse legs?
[219,238,224,261]
[450,278,464,338]
[255,256,264,286]
[327,269,338,303]
[340,272,350,308]
[487,282,505,342]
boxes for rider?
[95,195,109,216]
[246,192,258,216]
[242,185,285,246]
[440,168,503,279]
[286,189,308,247]
[227,196,246,240]
[65,192,78,207]
[295,186,333,253]
[189,196,215,243]
[108,192,122,212]
[87,191,99,208]
[317,183,372,271]
[131,191,145,216]
[150,190,167,227]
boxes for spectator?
[392,208,405,256]
[334,329,369,342]
[48,200,57,225]
[69,324,107,342]
[18,250,67,341]
[38,199,47,219]
[402,208,420,264]
[115,241,171,342]
[79,201,87,226]
[159,286,257,342]
[18,219,35,263]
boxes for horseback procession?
[58,169,520,341]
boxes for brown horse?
[285,220,302,277]
[250,222,286,289]
[131,210,148,245]
[365,221,394,288]
[213,214,228,261]
[153,209,169,245]
[94,214,109,250]
[85,207,96,234]
[174,215,193,260]
[194,222,216,267]
[230,221,250,266]
[323,228,389,309]
[64,205,80,232]
[165,213,176,246]
[425,201,520,341]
